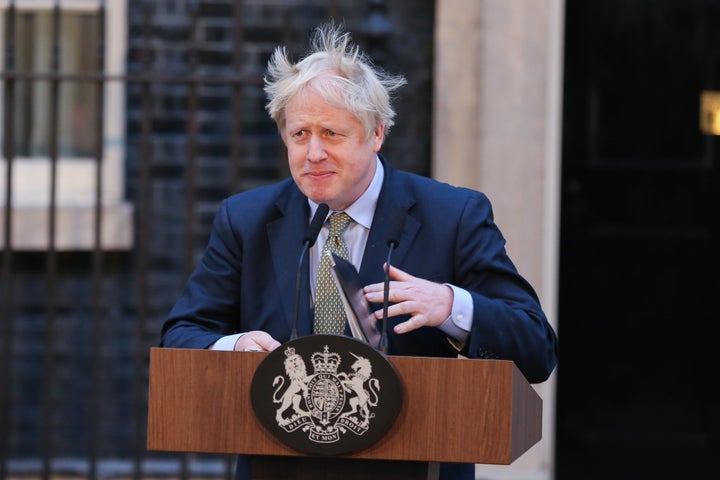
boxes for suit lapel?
[359,162,420,287]
[267,187,314,338]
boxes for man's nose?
[307,136,328,162]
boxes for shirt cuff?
[209,333,244,351]
[438,284,473,344]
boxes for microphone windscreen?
[386,209,405,248]
[304,203,329,246]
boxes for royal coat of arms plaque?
[250,334,403,456]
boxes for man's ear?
[373,124,385,152]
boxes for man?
[161,23,558,480]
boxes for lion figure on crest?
[272,348,309,425]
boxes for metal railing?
[0,1,344,478]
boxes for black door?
[557,1,719,478]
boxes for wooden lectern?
[147,347,542,480]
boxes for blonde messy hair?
[264,23,407,140]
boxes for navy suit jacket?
[162,158,557,381]
[161,158,557,480]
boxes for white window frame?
[0,0,132,250]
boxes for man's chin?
[301,183,356,211]
[304,189,340,210]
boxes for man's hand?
[363,264,453,334]
[233,331,282,352]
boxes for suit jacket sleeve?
[453,192,557,383]
[160,198,243,349]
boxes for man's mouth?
[306,170,334,179]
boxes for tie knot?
[328,212,352,238]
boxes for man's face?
[282,86,384,211]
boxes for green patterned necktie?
[313,212,352,335]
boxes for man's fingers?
[394,315,427,334]
[235,331,281,352]
[255,336,282,351]
[363,264,415,294]
[364,264,451,334]
[365,281,409,303]
[386,264,414,281]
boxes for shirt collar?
[308,156,383,229]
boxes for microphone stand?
[379,241,396,354]
[291,243,310,340]
[290,203,329,340]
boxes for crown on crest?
[312,345,341,374]
[284,346,296,357]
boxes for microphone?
[291,203,329,340]
[379,210,405,354]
